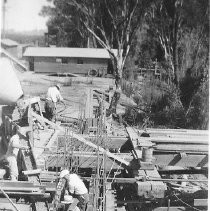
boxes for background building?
[1,39,19,58]
[24,47,117,76]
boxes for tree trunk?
[107,59,123,117]
[106,90,121,117]
[172,12,179,87]
[172,0,183,87]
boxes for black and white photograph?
[0,0,208,210]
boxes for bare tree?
[69,0,150,115]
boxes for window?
[56,58,68,64]
[56,58,62,63]
[77,59,83,64]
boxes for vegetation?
[40,0,209,129]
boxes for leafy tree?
[40,0,96,47]
[145,0,208,87]
[185,77,209,129]
[145,0,184,86]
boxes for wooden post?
[85,88,93,118]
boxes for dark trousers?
[75,193,89,211]
[44,100,56,122]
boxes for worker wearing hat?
[59,169,89,211]
[45,84,64,122]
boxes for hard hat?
[55,84,61,90]
[59,169,69,178]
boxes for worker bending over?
[60,169,89,211]
[4,127,29,181]
[45,84,64,122]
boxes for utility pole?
[2,0,7,39]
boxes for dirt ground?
[16,70,115,117]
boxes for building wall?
[18,46,31,59]
[1,45,18,58]
[33,57,108,75]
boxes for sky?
[1,0,51,32]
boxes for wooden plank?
[194,199,208,207]
[155,144,208,153]
[145,169,161,178]
[85,88,93,118]
[0,191,44,196]
[154,153,208,167]
[45,129,60,149]
[0,181,35,187]
[153,207,189,211]
[126,127,154,148]
[0,187,43,192]
[126,127,139,140]
[0,203,30,211]
[126,127,139,149]
[138,128,208,136]
[23,169,42,175]
[140,137,208,145]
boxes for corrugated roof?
[23,47,117,59]
[1,39,19,47]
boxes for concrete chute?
[0,57,23,105]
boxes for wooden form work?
[31,111,130,168]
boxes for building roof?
[0,48,27,71]
[1,39,19,47]
[23,47,118,59]
[19,43,33,47]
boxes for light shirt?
[46,86,63,103]
[67,174,88,195]
[6,134,20,157]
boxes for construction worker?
[4,127,29,181]
[45,84,64,122]
[59,169,89,211]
